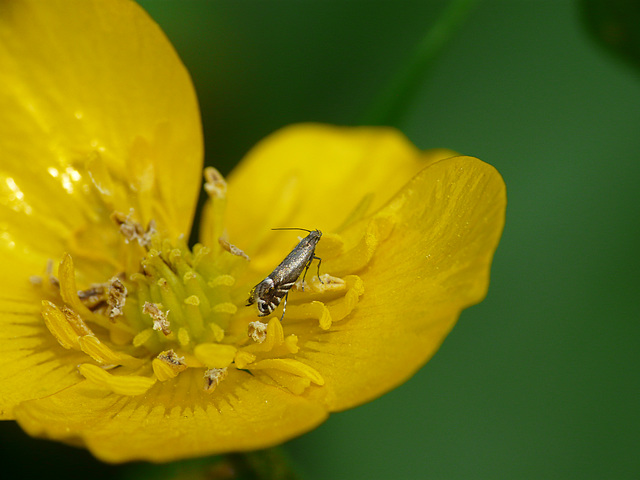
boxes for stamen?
[107,276,127,320]
[79,363,156,396]
[248,321,268,343]
[143,302,171,336]
[212,302,237,314]
[132,328,155,348]
[208,275,235,288]
[34,178,374,403]
[78,334,140,367]
[210,323,225,342]
[218,238,250,261]
[243,318,284,353]
[111,210,156,247]
[261,369,311,395]
[77,283,109,312]
[234,351,256,369]
[203,367,228,393]
[152,350,187,381]
[203,167,227,199]
[249,358,324,386]
[41,301,81,349]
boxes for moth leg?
[301,259,312,291]
[313,256,324,284]
[279,291,289,321]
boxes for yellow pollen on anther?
[213,302,237,314]
[184,295,200,306]
[210,323,225,342]
[132,328,154,347]
[208,275,235,288]
[178,328,190,346]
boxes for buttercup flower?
[0,0,506,463]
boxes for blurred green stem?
[360,0,478,127]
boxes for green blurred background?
[3,0,639,478]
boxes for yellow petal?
[0,0,202,418]
[0,299,86,418]
[299,156,506,411]
[201,124,455,258]
[0,0,202,267]
[14,369,327,462]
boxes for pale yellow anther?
[178,327,190,346]
[322,219,385,276]
[78,363,156,396]
[169,248,182,264]
[250,358,324,385]
[284,334,299,354]
[267,318,285,346]
[305,274,346,293]
[287,275,364,328]
[212,302,237,314]
[183,271,197,282]
[57,253,98,322]
[62,306,93,336]
[132,328,154,347]
[194,343,237,368]
[326,275,365,322]
[284,301,333,330]
[152,350,187,381]
[234,350,256,369]
[208,275,235,288]
[210,322,225,342]
[78,335,141,367]
[41,300,80,349]
[263,369,311,395]
[184,295,200,306]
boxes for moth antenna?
[271,227,312,233]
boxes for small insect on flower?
[247,228,323,320]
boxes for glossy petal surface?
[0,0,201,416]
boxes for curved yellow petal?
[0,298,86,418]
[201,124,455,260]
[0,0,202,265]
[14,369,327,462]
[298,156,506,411]
[0,0,202,417]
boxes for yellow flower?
[0,0,506,463]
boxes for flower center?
[34,167,370,397]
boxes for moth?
[247,228,323,320]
